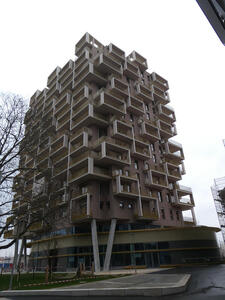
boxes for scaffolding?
[211,177,225,243]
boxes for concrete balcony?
[75,32,103,56]
[151,72,169,92]
[165,162,182,182]
[46,82,60,99]
[183,216,195,226]
[127,95,144,115]
[29,221,43,232]
[135,83,153,102]
[131,139,151,160]
[94,53,123,77]
[50,134,68,159]
[53,159,68,180]
[72,85,89,110]
[71,104,108,130]
[4,230,14,239]
[47,66,61,88]
[164,140,184,163]
[171,197,194,211]
[74,62,107,87]
[94,90,126,117]
[55,92,71,118]
[70,131,89,158]
[74,48,91,73]
[145,169,168,190]
[109,77,128,98]
[157,120,177,140]
[59,60,74,92]
[56,108,70,132]
[171,184,195,211]
[112,120,133,143]
[40,117,56,138]
[140,121,160,142]
[69,156,111,184]
[128,51,148,72]
[113,173,139,199]
[157,104,176,124]
[95,141,131,167]
[108,43,125,63]
[123,59,139,80]
[152,86,170,105]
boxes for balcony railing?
[141,122,160,142]
[108,43,125,63]
[145,170,168,190]
[96,141,131,167]
[113,174,139,199]
[123,59,139,80]
[95,53,122,76]
[127,95,144,115]
[157,104,176,124]
[152,86,170,105]
[136,212,159,221]
[151,72,169,92]
[112,120,133,143]
[128,51,148,72]
[71,104,108,131]
[94,90,126,116]
[75,32,103,56]
[74,62,107,87]
[70,131,89,157]
[135,83,153,102]
[109,77,128,98]
[131,139,150,160]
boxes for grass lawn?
[0,273,124,291]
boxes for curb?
[0,274,191,297]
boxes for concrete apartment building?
[7,33,220,271]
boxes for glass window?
[134,160,139,169]
[158,192,162,202]
[161,208,165,219]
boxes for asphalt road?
[1,264,225,300]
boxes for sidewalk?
[0,269,191,297]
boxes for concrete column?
[24,238,27,271]
[103,218,117,271]
[91,219,100,272]
[17,236,25,270]
[137,179,143,216]
[191,208,197,225]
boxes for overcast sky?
[0,0,225,255]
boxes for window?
[145,104,149,111]
[125,170,129,176]
[127,184,131,193]
[117,153,122,160]
[99,127,107,138]
[119,202,124,208]
[81,186,87,194]
[170,210,174,220]
[158,191,163,202]
[128,203,133,209]
[134,160,139,169]
[130,113,134,122]
[166,194,171,203]
[152,154,156,163]
[146,113,150,120]
[144,162,149,170]
[100,201,104,209]
[119,169,123,175]
[150,143,155,152]
[176,211,180,221]
[106,201,110,209]
[161,209,165,219]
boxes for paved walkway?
[0,269,191,297]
